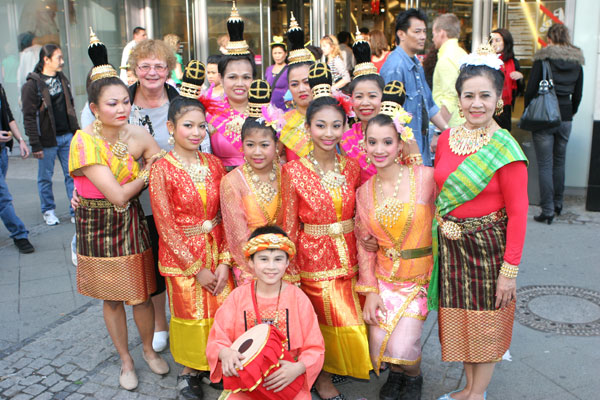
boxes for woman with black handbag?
[524,24,584,224]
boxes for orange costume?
[281,155,372,379]
[207,283,325,399]
[355,165,435,371]
[149,151,234,370]
[220,164,284,285]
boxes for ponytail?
[34,44,61,74]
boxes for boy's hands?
[219,348,245,377]
[263,360,306,392]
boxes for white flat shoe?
[119,368,138,391]
[152,330,168,352]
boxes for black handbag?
[518,61,562,131]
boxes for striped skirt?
[438,213,514,363]
[76,197,156,305]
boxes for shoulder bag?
[518,60,561,131]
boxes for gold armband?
[403,153,423,166]
[137,169,150,187]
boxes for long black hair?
[492,28,515,61]
[34,44,61,74]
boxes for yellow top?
[432,38,467,127]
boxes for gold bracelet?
[499,261,519,279]
[137,169,150,187]
[403,153,423,166]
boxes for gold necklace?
[244,162,278,204]
[375,167,405,228]
[172,150,210,184]
[306,152,347,194]
[96,129,129,160]
[225,108,246,139]
[448,124,493,155]
[253,280,283,326]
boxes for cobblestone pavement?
[1,157,599,399]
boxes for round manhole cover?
[516,285,600,336]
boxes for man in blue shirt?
[380,8,448,166]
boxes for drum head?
[230,324,271,367]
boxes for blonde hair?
[369,30,389,57]
[320,35,342,59]
[433,13,461,39]
[163,33,181,53]
[128,39,177,76]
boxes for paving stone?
[18,374,43,386]
[65,394,86,400]
[65,369,86,382]
[94,387,118,399]
[13,357,34,369]
[22,383,47,396]
[4,383,24,397]
[0,375,19,389]
[50,355,71,368]
[52,392,71,400]
[112,390,140,399]
[41,372,62,387]
[34,392,55,400]
[77,381,102,394]
[36,365,55,377]
[57,363,77,375]
[26,358,51,371]
[11,394,33,400]
[48,380,70,393]
[18,367,35,379]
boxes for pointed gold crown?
[289,12,300,30]
[229,0,241,21]
[287,12,314,65]
[89,27,118,82]
[226,1,250,55]
[354,27,365,43]
[352,27,378,78]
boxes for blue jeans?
[532,121,572,215]
[0,146,28,239]
[37,133,74,216]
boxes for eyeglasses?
[137,64,168,73]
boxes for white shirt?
[120,40,138,83]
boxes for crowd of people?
[0,3,586,400]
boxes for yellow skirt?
[300,277,372,379]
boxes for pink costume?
[206,98,247,168]
[340,122,377,184]
[355,165,435,371]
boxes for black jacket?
[524,45,584,121]
[21,71,80,152]
[0,84,15,150]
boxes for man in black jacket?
[21,44,79,226]
[0,83,35,253]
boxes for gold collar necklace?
[448,124,493,156]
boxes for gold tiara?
[353,62,378,78]
[311,84,331,99]
[288,48,314,64]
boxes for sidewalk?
[1,157,599,399]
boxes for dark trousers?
[532,121,572,215]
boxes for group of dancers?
[69,4,528,400]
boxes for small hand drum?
[223,323,305,399]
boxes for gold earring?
[168,132,175,146]
[92,114,102,136]
[458,108,464,118]
[495,99,504,116]
[365,156,372,166]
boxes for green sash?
[427,128,528,311]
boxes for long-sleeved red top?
[434,129,528,265]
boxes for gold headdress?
[243,233,296,259]
[379,81,413,141]
[287,12,315,65]
[308,62,333,99]
[460,41,503,70]
[180,60,206,99]
[352,28,378,78]
[88,28,118,82]
[225,1,251,55]
[247,80,272,118]
[270,35,287,51]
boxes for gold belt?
[437,209,506,240]
[79,197,131,212]
[182,215,222,237]
[302,218,354,236]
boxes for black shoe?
[177,374,203,399]
[533,213,554,225]
[555,205,562,216]
[13,238,34,254]
[379,370,406,400]
[197,370,223,390]
[399,374,423,400]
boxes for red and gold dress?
[355,165,435,371]
[220,163,284,285]
[281,155,372,379]
[207,283,325,399]
[149,151,234,370]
